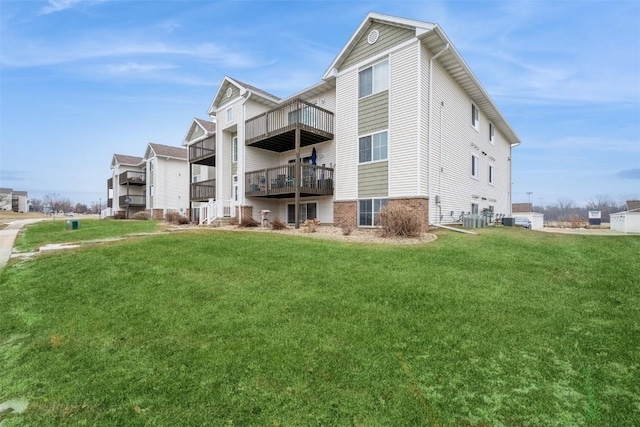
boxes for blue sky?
[1,0,639,207]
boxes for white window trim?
[357,198,388,228]
[488,122,495,144]
[232,136,238,164]
[358,59,389,100]
[471,154,480,180]
[471,103,479,131]
[358,129,389,164]
[488,164,495,186]
[226,107,233,124]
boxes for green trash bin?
[66,219,79,230]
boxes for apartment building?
[106,143,188,219]
[189,12,520,229]
[0,188,28,212]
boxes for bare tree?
[29,198,44,212]
[556,197,574,222]
[44,193,73,214]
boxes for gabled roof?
[512,203,533,213]
[194,118,216,133]
[112,154,143,167]
[626,200,640,211]
[207,76,280,115]
[323,12,520,145]
[183,118,216,146]
[323,12,435,77]
[145,143,187,160]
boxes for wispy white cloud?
[39,0,106,15]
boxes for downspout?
[427,42,449,225]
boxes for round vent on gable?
[226,88,233,98]
[367,29,380,45]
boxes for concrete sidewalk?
[0,219,47,269]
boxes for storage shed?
[610,200,640,234]
[512,203,545,230]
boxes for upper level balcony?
[245,163,334,198]
[118,194,146,207]
[245,98,334,152]
[191,179,216,201]
[119,171,146,186]
[189,137,216,166]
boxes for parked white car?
[514,217,531,229]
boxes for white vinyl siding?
[471,103,479,130]
[429,57,512,222]
[388,42,419,198]
[335,69,359,200]
[488,164,495,185]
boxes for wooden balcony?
[118,195,146,207]
[191,179,216,201]
[245,98,334,152]
[119,171,146,186]
[189,137,216,166]
[246,164,334,198]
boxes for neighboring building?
[106,143,188,219]
[144,143,189,219]
[194,12,521,229]
[610,200,640,234]
[0,188,28,213]
[512,203,545,230]
[182,118,217,223]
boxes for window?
[471,203,479,215]
[471,103,479,129]
[287,203,317,224]
[232,136,238,163]
[471,154,479,178]
[359,131,388,163]
[358,60,388,98]
[226,107,233,123]
[358,198,388,227]
[149,185,154,196]
[488,165,495,185]
[489,122,495,143]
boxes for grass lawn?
[1,227,638,426]
[12,219,160,252]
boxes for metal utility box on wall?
[66,220,79,230]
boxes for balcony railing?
[189,137,216,166]
[107,177,113,189]
[118,195,146,207]
[119,171,146,186]
[245,163,334,198]
[191,179,216,201]
[245,98,334,152]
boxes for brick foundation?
[333,200,357,228]
[236,205,253,222]
[387,197,429,232]
[150,209,164,220]
[332,197,429,232]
